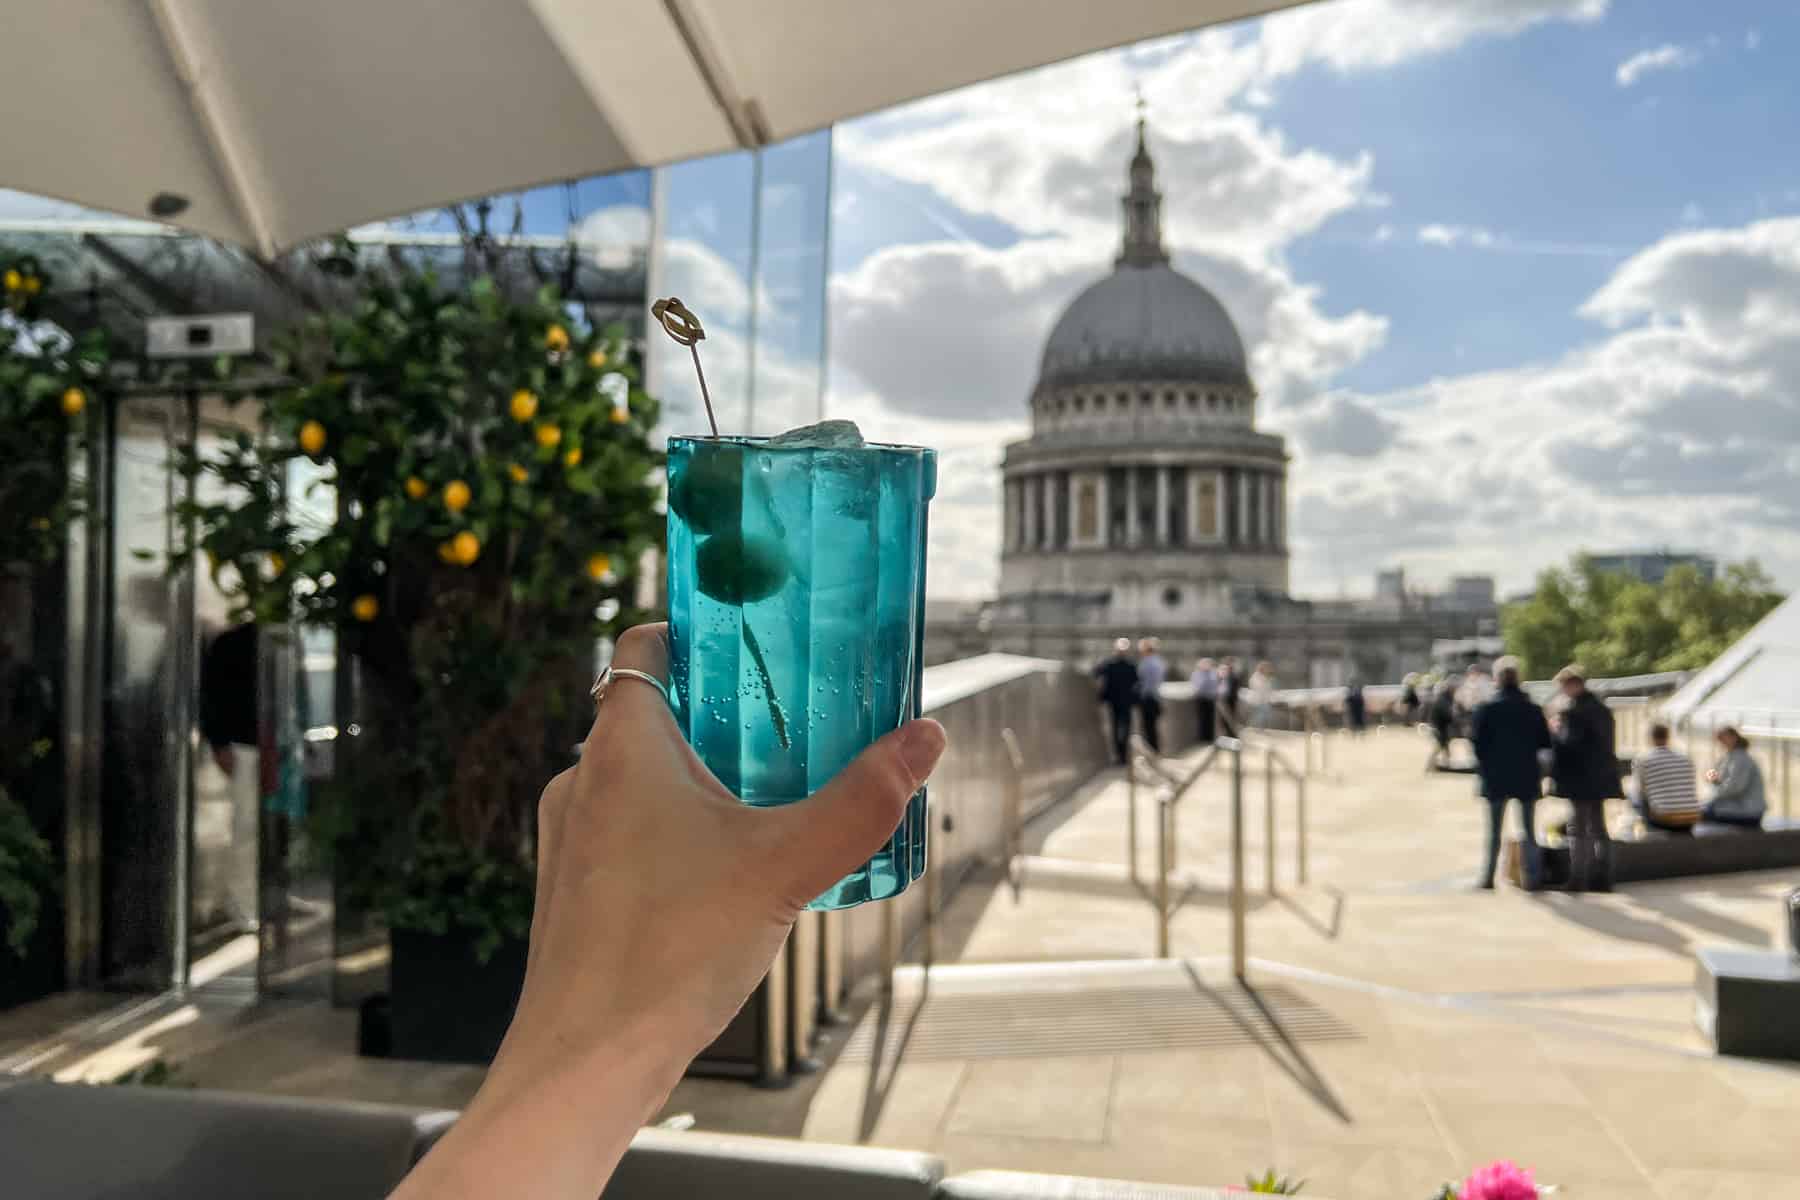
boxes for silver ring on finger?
[590,665,669,706]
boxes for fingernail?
[897,719,947,782]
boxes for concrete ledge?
[1694,945,1800,1060]
[1615,819,1800,882]
[938,1169,1310,1199]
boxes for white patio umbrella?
[8,0,1308,256]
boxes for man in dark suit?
[1093,638,1140,766]
[1471,656,1551,890]
[1551,664,1623,892]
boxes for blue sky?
[1273,4,1796,390]
[819,0,1800,599]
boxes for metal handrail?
[1268,748,1310,886]
[1128,734,1242,974]
[1127,734,1313,979]
[1000,727,1026,897]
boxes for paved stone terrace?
[6,729,1797,1198]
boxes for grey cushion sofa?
[0,1079,1292,1199]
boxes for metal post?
[1296,769,1309,885]
[757,936,790,1088]
[1784,739,1793,821]
[880,892,898,996]
[1127,751,1140,884]
[819,909,845,1024]
[1230,744,1246,982]
[1155,796,1171,958]
[1264,747,1277,896]
[789,910,820,1072]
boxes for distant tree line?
[1503,555,1784,681]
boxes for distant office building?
[1449,575,1497,609]
[1375,567,1406,603]
[1587,551,1716,585]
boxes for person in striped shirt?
[1631,723,1702,832]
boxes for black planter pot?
[385,927,528,1065]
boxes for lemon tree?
[179,264,661,957]
[1,249,105,958]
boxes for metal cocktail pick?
[651,296,717,436]
[650,296,790,749]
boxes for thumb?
[768,719,947,904]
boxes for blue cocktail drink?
[666,429,937,909]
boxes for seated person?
[1630,722,1701,833]
[1702,726,1766,829]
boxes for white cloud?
[1256,0,1608,77]
[1615,43,1700,88]
[1284,216,1800,595]
[1413,222,1626,258]
[1418,223,1468,246]
[1746,29,1762,51]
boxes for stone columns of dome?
[1023,475,1040,549]
[1275,476,1286,547]
[1125,468,1139,547]
[1261,474,1277,546]
[1235,470,1252,545]
[1155,466,1170,545]
[1044,471,1060,549]
[1003,478,1018,552]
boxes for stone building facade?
[971,120,1434,685]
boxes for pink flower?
[1460,1160,1538,1200]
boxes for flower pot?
[385,927,527,1065]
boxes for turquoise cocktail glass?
[666,435,937,909]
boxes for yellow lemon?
[437,541,458,564]
[588,348,607,369]
[23,276,40,295]
[545,325,570,352]
[452,531,481,566]
[269,552,286,575]
[404,476,428,500]
[60,387,86,416]
[299,420,326,455]
[351,594,380,622]
[2,269,18,292]
[509,463,529,484]
[509,389,538,422]
[585,553,610,582]
[32,517,50,531]
[563,447,582,468]
[534,423,562,448]
[609,405,629,425]
[443,479,471,513]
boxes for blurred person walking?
[1136,637,1167,753]
[1471,656,1550,890]
[1703,727,1766,828]
[1190,657,1219,744]
[1551,665,1622,892]
[1246,661,1276,729]
[1344,678,1367,736]
[1427,677,1458,771]
[1400,673,1421,724]
[1094,637,1140,766]
[1220,658,1242,733]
